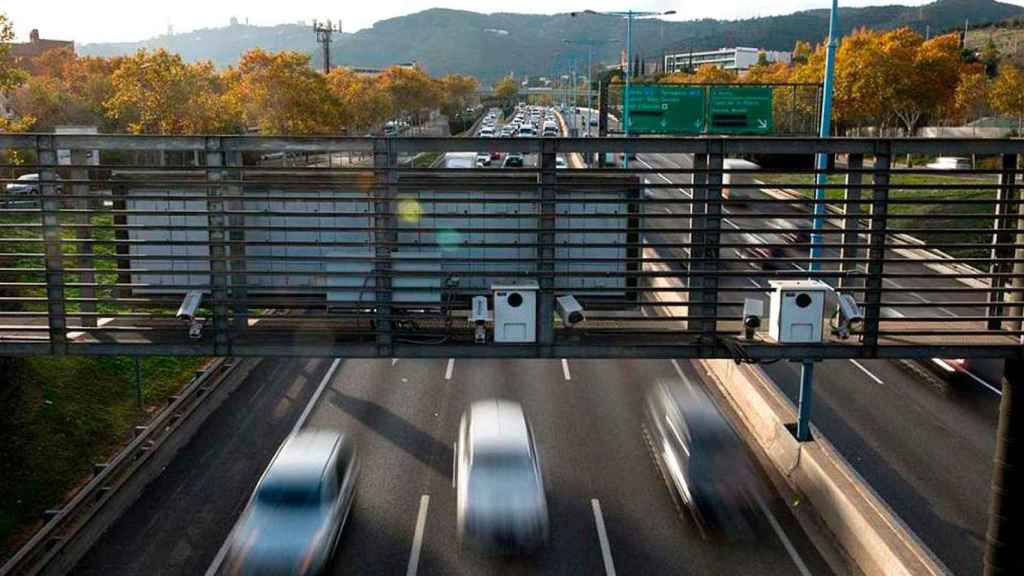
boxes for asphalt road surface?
[73,354,834,576]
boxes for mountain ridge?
[78,0,1024,83]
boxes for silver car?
[224,431,359,575]
[456,399,548,553]
[5,173,63,198]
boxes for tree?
[953,64,990,124]
[494,76,519,108]
[991,63,1024,133]
[660,64,738,85]
[378,65,441,123]
[10,49,118,131]
[107,49,239,134]
[224,49,339,135]
[0,13,27,93]
[326,67,390,132]
[437,73,479,119]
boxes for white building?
[664,47,791,73]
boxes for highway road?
[75,355,834,575]
[637,150,1001,576]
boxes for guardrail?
[0,357,258,576]
[0,135,1021,361]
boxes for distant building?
[8,29,75,63]
[346,62,418,78]
[663,47,791,73]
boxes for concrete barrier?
[696,359,951,576]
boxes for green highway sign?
[708,86,774,134]
[625,85,705,135]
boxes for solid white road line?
[392,358,399,367]
[292,358,343,435]
[964,369,1004,397]
[591,499,617,576]
[206,357,343,576]
[849,359,884,385]
[445,358,455,381]
[561,358,572,381]
[752,494,813,576]
[406,495,431,576]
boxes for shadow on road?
[327,390,454,481]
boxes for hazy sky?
[4,1,1023,44]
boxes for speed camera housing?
[768,280,829,344]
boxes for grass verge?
[0,355,208,562]
[756,171,1000,258]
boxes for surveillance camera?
[177,290,203,321]
[556,295,585,327]
[834,293,863,340]
[742,298,764,340]
[188,319,203,340]
[469,296,490,344]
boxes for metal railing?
[0,134,1021,360]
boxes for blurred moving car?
[644,380,766,541]
[455,399,549,553]
[224,431,359,575]
[475,153,492,167]
[925,156,971,171]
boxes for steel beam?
[862,142,891,352]
[989,154,1020,330]
[38,135,67,355]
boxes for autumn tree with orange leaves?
[225,49,341,135]
[106,49,238,134]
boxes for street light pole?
[571,9,674,166]
[797,0,840,444]
[564,38,618,137]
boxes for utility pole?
[313,19,340,74]
[798,0,840,443]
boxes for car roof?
[263,431,342,487]
[467,399,530,454]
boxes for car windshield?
[256,476,322,506]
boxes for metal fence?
[0,134,1021,360]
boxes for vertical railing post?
[225,147,247,336]
[373,138,396,357]
[687,152,708,333]
[862,141,891,351]
[38,135,66,355]
[205,137,229,355]
[988,153,1020,330]
[1009,163,1024,334]
[702,143,724,345]
[838,153,865,293]
[538,138,557,351]
[984,357,1022,576]
[70,147,96,328]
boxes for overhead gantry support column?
[985,357,1023,576]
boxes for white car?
[555,157,568,169]
[476,153,492,167]
[456,400,548,553]
[926,156,971,170]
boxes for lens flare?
[398,198,422,223]
[436,229,464,253]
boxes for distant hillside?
[79,0,1024,83]
[965,17,1024,66]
